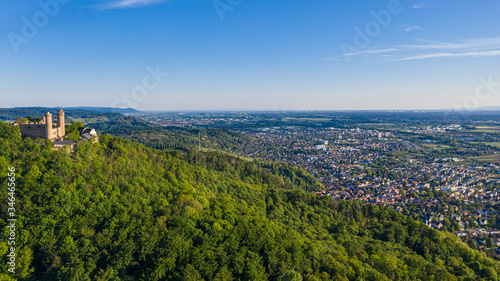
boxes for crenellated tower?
[57,109,65,136]
[45,112,53,139]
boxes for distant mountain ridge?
[475,106,500,111]
[0,107,139,121]
[61,107,141,114]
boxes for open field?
[474,130,500,133]
[475,126,500,130]
[421,143,452,150]
[466,142,500,149]
[470,154,500,163]
[283,117,332,122]
[68,116,111,124]
[483,142,500,149]
[472,126,500,133]
[358,123,395,126]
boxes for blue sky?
[1,0,500,110]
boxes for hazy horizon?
[5,105,500,113]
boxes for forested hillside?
[87,116,258,154]
[1,121,500,280]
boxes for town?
[241,125,500,251]
[136,110,500,253]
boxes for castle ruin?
[19,109,66,141]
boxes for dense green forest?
[1,121,500,280]
[87,116,259,154]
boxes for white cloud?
[395,50,500,61]
[99,0,168,10]
[343,48,400,57]
[334,37,500,62]
[412,2,427,9]
[403,25,421,32]
[400,37,500,51]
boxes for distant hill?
[0,107,138,121]
[476,106,500,111]
[0,107,108,121]
[63,107,141,114]
[444,106,500,112]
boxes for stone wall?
[19,123,47,139]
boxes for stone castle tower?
[19,109,66,141]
